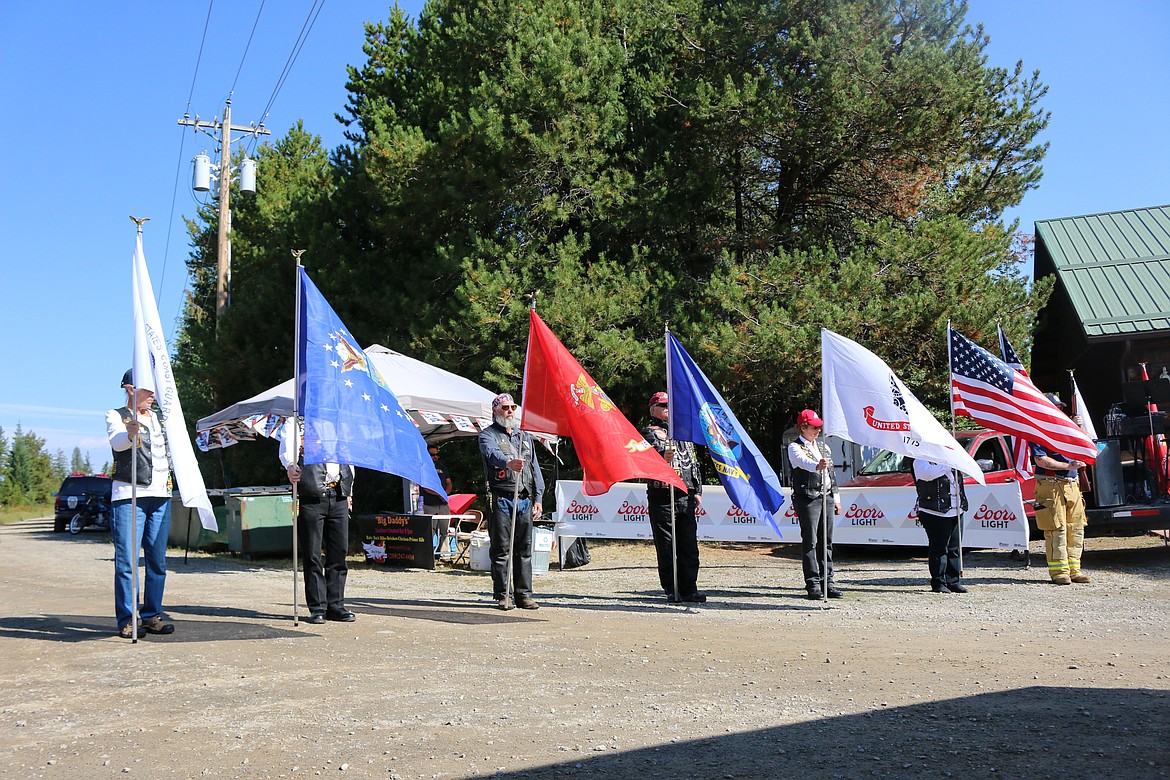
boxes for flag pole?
[505,296,538,609]
[665,324,681,603]
[946,321,965,576]
[819,465,829,606]
[128,217,146,644]
[291,250,305,625]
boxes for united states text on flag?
[131,232,217,530]
[822,329,985,482]
[950,328,1096,463]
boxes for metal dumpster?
[168,490,229,551]
[223,486,296,558]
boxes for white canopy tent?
[196,344,551,447]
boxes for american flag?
[997,326,1036,479]
[950,328,1097,463]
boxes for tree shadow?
[0,614,309,643]
[476,686,1169,778]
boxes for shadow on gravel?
[0,614,308,643]
[348,597,543,626]
[479,686,1169,779]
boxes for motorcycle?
[69,494,110,535]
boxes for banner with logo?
[554,481,1028,550]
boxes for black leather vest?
[297,462,354,501]
[481,424,537,494]
[915,473,968,515]
[643,423,702,492]
[110,406,163,486]
[789,438,836,499]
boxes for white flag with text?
[821,329,985,484]
[132,232,217,530]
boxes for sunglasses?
[654,403,669,408]
[498,404,518,411]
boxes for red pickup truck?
[843,429,1170,533]
[841,429,1035,516]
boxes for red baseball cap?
[797,409,824,427]
[648,391,668,409]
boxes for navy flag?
[296,267,448,501]
[666,332,785,535]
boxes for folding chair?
[453,509,485,566]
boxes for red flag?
[1139,363,1168,496]
[521,309,686,496]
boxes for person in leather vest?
[643,391,706,603]
[478,393,545,610]
[787,409,842,600]
[280,420,356,624]
[105,369,175,639]
[913,459,969,593]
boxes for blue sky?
[0,1,1167,472]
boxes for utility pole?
[179,99,269,323]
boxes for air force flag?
[296,267,448,501]
[666,333,785,535]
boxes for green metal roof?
[1035,205,1170,340]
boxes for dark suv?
[53,474,113,533]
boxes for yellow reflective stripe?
[1048,560,1069,570]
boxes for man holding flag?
[948,327,1097,585]
[107,370,176,639]
[479,393,545,610]
[291,265,449,622]
[643,392,706,603]
[109,222,216,640]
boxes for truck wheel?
[53,517,67,533]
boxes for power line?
[185,0,215,113]
[230,0,267,97]
[163,0,216,342]
[250,0,327,154]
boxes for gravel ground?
[1,517,1168,780]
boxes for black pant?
[646,488,701,597]
[793,493,834,591]
[298,491,349,615]
[488,492,533,599]
[919,510,961,587]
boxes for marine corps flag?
[666,332,786,535]
[521,309,685,496]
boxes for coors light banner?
[555,481,1028,551]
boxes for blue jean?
[110,496,171,629]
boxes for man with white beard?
[478,393,546,610]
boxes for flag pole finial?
[292,249,305,267]
[129,216,149,234]
[524,290,538,311]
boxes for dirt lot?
[1,517,1169,780]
